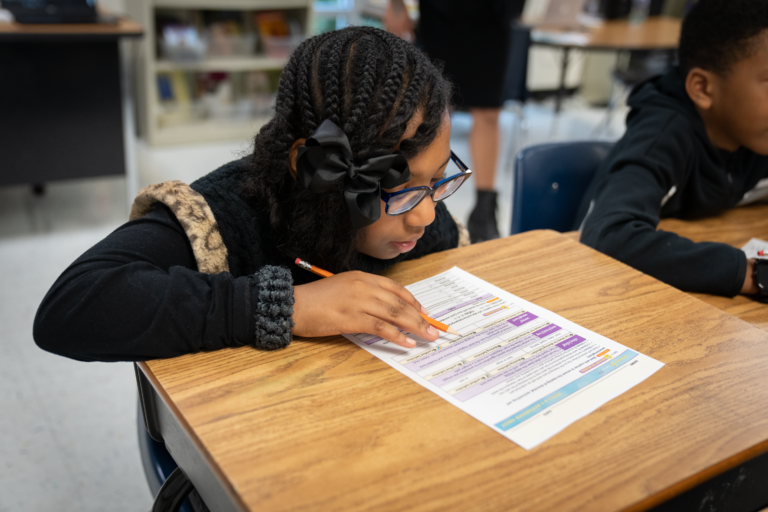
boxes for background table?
[531,16,681,113]
[138,230,768,511]
[0,18,142,188]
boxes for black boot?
[468,189,500,243]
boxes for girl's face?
[358,112,452,260]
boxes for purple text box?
[508,312,538,327]
[533,324,561,338]
[557,335,585,350]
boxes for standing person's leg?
[467,107,501,243]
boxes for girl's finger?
[376,276,427,316]
[364,316,417,349]
[371,294,437,341]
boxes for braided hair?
[246,26,452,273]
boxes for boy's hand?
[293,271,439,348]
[742,258,758,295]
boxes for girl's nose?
[404,195,436,227]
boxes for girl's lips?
[392,240,418,253]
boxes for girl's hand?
[293,271,439,348]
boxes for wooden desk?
[0,18,142,39]
[566,204,768,330]
[658,204,768,331]
[138,230,768,512]
[0,18,142,188]
[531,16,681,113]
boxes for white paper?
[343,267,664,450]
[741,238,768,259]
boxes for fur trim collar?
[130,181,230,274]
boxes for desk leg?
[120,39,139,211]
[554,46,571,115]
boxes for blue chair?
[511,141,614,235]
[136,365,195,512]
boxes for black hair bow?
[296,119,411,229]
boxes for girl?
[33,26,471,362]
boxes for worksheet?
[742,238,768,259]
[343,267,664,450]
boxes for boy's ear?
[685,67,716,111]
[288,139,307,180]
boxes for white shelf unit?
[127,0,313,146]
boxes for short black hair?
[679,0,768,76]
[246,27,452,272]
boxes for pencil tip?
[447,326,460,336]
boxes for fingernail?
[427,326,438,337]
[421,306,429,315]
[405,337,416,347]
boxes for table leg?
[554,46,571,114]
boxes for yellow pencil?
[295,258,460,335]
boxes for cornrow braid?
[378,54,430,150]
[343,36,376,134]
[294,33,331,133]
[246,26,452,272]
[367,32,410,143]
[320,30,355,126]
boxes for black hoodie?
[573,67,768,297]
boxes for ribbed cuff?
[250,266,294,350]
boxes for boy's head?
[680,0,768,154]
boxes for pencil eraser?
[295,257,301,265]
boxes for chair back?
[511,141,613,234]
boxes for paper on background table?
[343,267,664,450]
[742,237,768,259]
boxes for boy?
[574,0,768,298]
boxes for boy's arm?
[580,143,748,298]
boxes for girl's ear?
[288,138,307,179]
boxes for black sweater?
[574,68,768,297]
[33,160,460,362]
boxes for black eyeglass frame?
[380,151,473,216]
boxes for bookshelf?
[126,0,313,146]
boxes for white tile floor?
[0,98,627,512]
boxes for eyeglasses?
[381,151,473,216]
